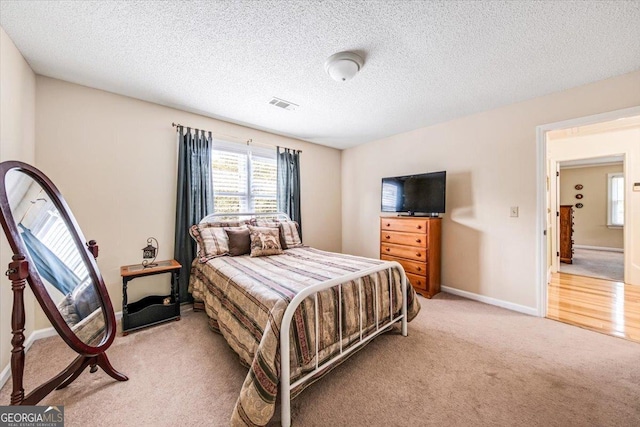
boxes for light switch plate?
[634,182,640,192]
[510,206,519,217]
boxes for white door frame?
[535,105,640,317]
[550,160,560,275]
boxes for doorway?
[536,109,640,341]
[557,156,624,282]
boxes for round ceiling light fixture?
[324,51,364,82]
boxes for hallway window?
[607,173,624,227]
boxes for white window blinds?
[212,140,277,213]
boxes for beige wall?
[0,28,37,374]
[342,70,640,311]
[34,76,342,328]
[560,164,623,249]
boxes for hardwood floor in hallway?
[548,273,640,343]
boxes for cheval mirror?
[0,160,127,405]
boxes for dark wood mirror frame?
[0,161,127,405]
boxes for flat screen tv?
[381,171,446,216]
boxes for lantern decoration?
[142,237,159,268]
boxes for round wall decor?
[575,194,583,199]
[576,203,584,208]
[575,184,583,190]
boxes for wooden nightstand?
[120,259,181,335]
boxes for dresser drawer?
[380,243,427,262]
[380,231,428,248]
[381,255,427,276]
[406,273,428,291]
[380,217,427,234]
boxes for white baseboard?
[441,286,538,316]
[573,245,623,253]
[0,311,123,389]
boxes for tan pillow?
[248,225,284,257]
[279,221,303,249]
[250,218,280,227]
[189,224,229,262]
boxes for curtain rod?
[171,122,302,153]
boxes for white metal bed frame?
[199,212,409,427]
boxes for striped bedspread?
[189,247,421,427]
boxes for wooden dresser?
[380,216,441,298]
[559,205,574,264]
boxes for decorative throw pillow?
[248,225,284,257]
[225,227,251,256]
[189,224,230,262]
[250,218,287,248]
[279,221,303,249]
[250,218,280,227]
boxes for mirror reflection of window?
[35,207,89,282]
[9,177,89,301]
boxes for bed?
[188,213,421,427]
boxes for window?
[607,172,624,227]
[212,140,277,213]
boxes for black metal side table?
[120,259,181,335]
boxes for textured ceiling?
[1,1,639,149]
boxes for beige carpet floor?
[2,293,639,426]
[560,248,624,282]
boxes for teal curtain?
[276,147,301,237]
[174,127,213,302]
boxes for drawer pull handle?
[385,235,391,239]
[416,225,422,229]
[417,267,421,271]
[386,248,390,252]
[416,238,421,243]
[416,253,421,257]
[386,223,391,227]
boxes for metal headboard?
[199,211,291,224]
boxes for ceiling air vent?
[268,97,298,111]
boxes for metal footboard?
[279,261,408,427]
